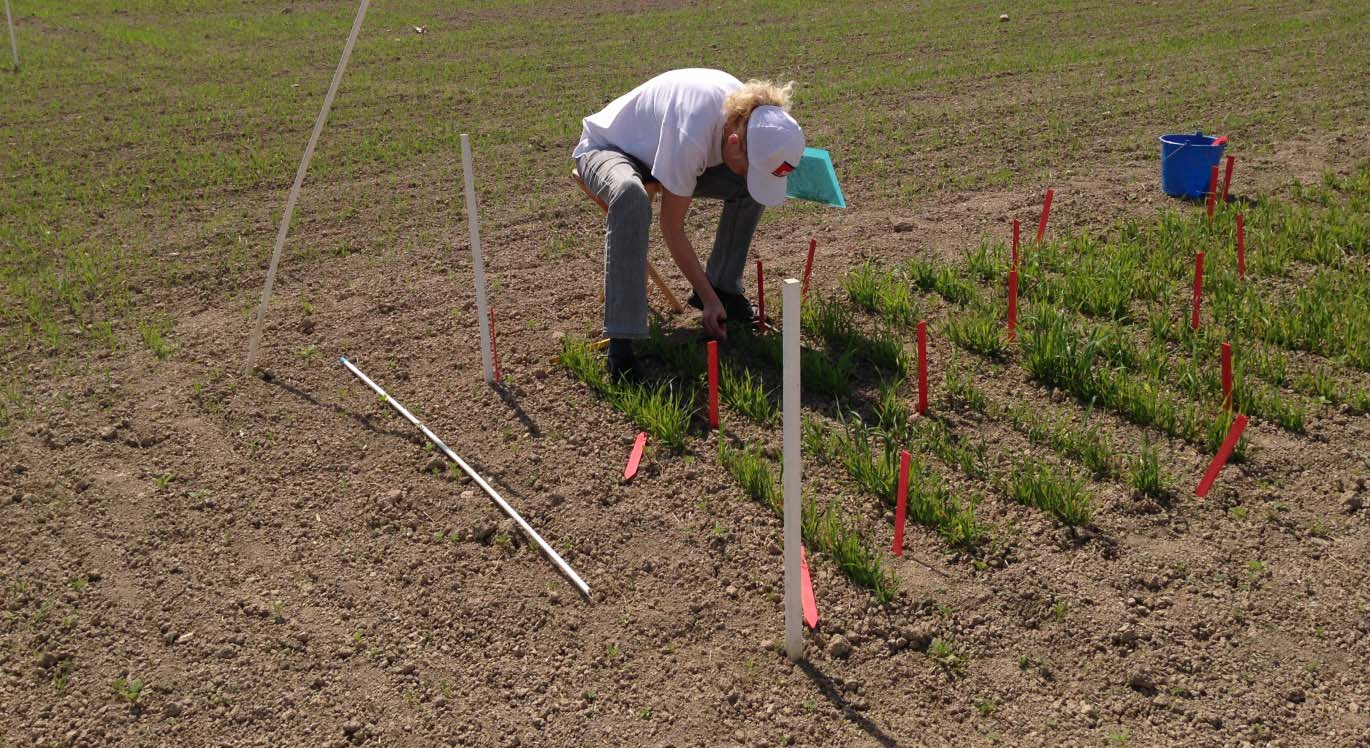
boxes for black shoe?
[607,339,640,384]
[687,286,757,324]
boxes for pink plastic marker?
[1011,218,1020,270]
[756,260,766,334]
[916,321,928,415]
[801,238,817,302]
[1191,252,1205,330]
[488,308,501,383]
[1221,342,1233,411]
[1206,165,1219,218]
[1195,414,1248,498]
[1007,270,1019,342]
[800,547,819,629]
[1035,189,1054,244]
[623,431,647,482]
[892,449,911,556]
[1237,214,1246,279]
[1221,155,1235,202]
[707,340,719,429]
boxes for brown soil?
[3,127,1370,748]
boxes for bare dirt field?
[3,2,1370,747]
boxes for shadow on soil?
[799,661,900,747]
[493,381,542,437]
[264,373,418,446]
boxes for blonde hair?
[723,79,796,130]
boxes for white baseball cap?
[746,105,805,207]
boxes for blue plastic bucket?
[1159,131,1225,199]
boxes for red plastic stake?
[1195,414,1248,498]
[916,320,929,415]
[488,307,501,383]
[1007,269,1019,342]
[1035,188,1054,244]
[1206,165,1219,218]
[1221,155,1235,202]
[756,260,766,334]
[801,238,817,302]
[1191,252,1205,330]
[891,449,911,556]
[800,547,819,629]
[1236,214,1246,279]
[707,340,719,429]
[623,431,647,482]
[1011,218,1021,270]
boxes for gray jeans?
[575,148,764,339]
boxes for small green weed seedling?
[112,677,145,706]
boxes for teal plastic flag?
[786,147,846,208]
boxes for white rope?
[244,0,370,374]
[5,0,18,69]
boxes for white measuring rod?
[340,357,589,597]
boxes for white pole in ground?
[4,0,18,70]
[460,134,495,384]
[340,357,591,597]
[243,0,370,375]
[782,277,803,661]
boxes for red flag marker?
[1221,155,1235,202]
[1195,414,1248,498]
[1221,342,1233,410]
[488,307,501,383]
[801,238,817,302]
[756,260,766,334]
[1035,188,1054,244]
[892,449,911,556]
[1236,214,1246,279]
[1191,252,1205,330]
[1007,269,1019,342]
[800,547,819,629]
[707,340,719,429]
[623,431,647,482]
[916,321,928,415]
[1206,165,1219,218]
[1011,218,1021,270]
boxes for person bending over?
[572,68,804,380]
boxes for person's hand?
[702,297,728,342]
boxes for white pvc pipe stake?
[340,357,590,597]
[4,0,18,69]
[244,0,370,374]
[460,134,495,384]
[782,278,803,661]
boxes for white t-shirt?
[572,69,740,197]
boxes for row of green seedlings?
[1018,305,1306,435]
[846,258,1008,360]
[943,363,1168,499]
[718,442,897,602]
[880,186,1368,420]
[646,309,1001,568]
[1014,229,1366,421]
[844,260,1246,455]
[899,250,1313,432]
[1004,185,1370,379]
[1020,183,1370,370]
[802,407,988,546]
[827,273,1119,526]
[557,334,895,598]
[870,378,1099,527]
[1020,306,1249,458]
